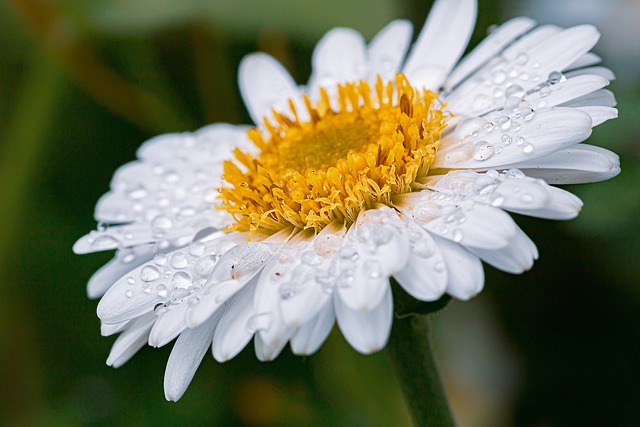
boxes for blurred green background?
[1,0,639,426]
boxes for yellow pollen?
[220,73,448,236]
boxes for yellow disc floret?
[220,73,448,235]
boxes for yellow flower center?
[220,74,447,235]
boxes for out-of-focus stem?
[8,0,195,133]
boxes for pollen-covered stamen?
[220,73,448,235]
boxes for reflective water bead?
[140,265,160,282]
[339,245,359,262]
[141,283,152,294]
[411,239,435,258]
[521,193,534,204]
[337,269,355,288]
[492,70,507,84]
[472,141,495,161]
[188,241,206,256]
[548,71,564,85]
[452,229,464,243]
[515,52,528,65]
[497,116,512,130]
[126,276,135,285]
[170,252,188,269]
[434,262,446,273]
[172,271,193,289]
[187,296,200,307]
[522,143,534,154]
[127,186,148,200]
[194,255,217,276]
[124,290,133,299]
[154,253,167,266]
[152,215,172,230]
[156,284,168,298]
[279,287,296,300]
[301,250,322,266]
[501,134,513,145]
[516,136,526,146]
[170,288,190,304]
[505,84,525,98]
[154,304,170,317]
[364,260,382,279]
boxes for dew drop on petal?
[521,193,534,204]
[188,241,206,256]
[522,143,534,154]
[154,253,167,266]
[170,252,188,269]
[194,255,217,276]
[125,290,133,299]
[140,265,160,282]
[501,134,512,145]
[497,116,512,130]
[152,216,173,230]
[214,294,225,304]
[472,141,495,161]
[279,287,296,300]
[126,276,135,285]
[156,284,168,298]
[452,229,464,243]
[141,283,152,294]
[172,271,193,289]
[505,84,525,98]
[434,262,445,273]
[187,296,200,307]
[364,260,382,279]
[171,288,190,304]
[548,71,564,85]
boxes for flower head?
[74,0,620,401]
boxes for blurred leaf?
[83,0,402,40]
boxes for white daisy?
[74,0,620,401]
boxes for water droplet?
[187,296,200,307]
[125,290,133,299]
[164,171,180,184]
[171,288,190,304]
[152,215,172,230]
[364,260,382,279]
[452,229,464,243]
[472,94,492,112]
[170,252,188,269]
[338,245,359,262]
[512,121,521,132]
[337,269,355,288]
[141,283,152,294]
[515,53,529,65]
[516,136,525,146]
[490,194,505,207]
[140,265,160,282]
[522,143,534,154]
[154,253,167,266]
[434,262,445,273]
[521,105,535,121]
[188,241,206,256]
[472,141,495,161]
[548,71,564,85]
[120,250,135,264]
[154,304,169,317]
[156,284,168,298]
[301,250,321,266]
[194,255,217,276]
[482,123,495,133]
[172,271,193,289]
[214,294,224,304]
[521,193,534,204]
[501,134,512,145]
[497,116,512,130]
[539,86,550,98]
[505,84,525,98]
[90,235,119,250]
[411,240,435,258]
[279,287,296,300]
[127,186,148,200]
[126,276,135,285]
[492,70,507,84]
[520,72,530,81]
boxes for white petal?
[290,303,335,356]
[212,282,256,362]
[367,19,413,82]
[404,0,477,90]
[527,75,610,109]
[576,106,618,126]
[507,186,583,220]
[393,223,448,301]
[106,313,156,368]
[101,320,130,337]
[308,28,367,96]
[434,108,593,170]
[566,52,601,70]
[164,312,221,401]
[148,302,189,348]
[87,245,156,299]
[561,89,616,108]
[434,236,484,300]
[565,66,615,81]
[503,144,621,184]
[468,226,538,274]
[239,53,306,126]
[445,17,537,90]
[185,279,243,328]
[425,204,517,250]
[334,287,393,354]
[495,175,553,212]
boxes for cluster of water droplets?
[445,68,568,166]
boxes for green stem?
[387,309,455,427]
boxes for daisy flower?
[74,0,619,401]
